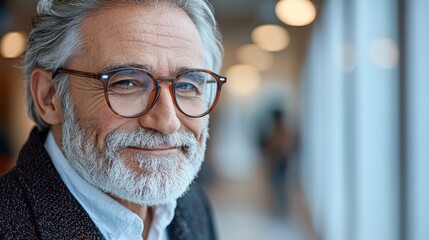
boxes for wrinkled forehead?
[76,3,205,72]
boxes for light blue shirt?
[44,131,177,240]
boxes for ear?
[30,68,63,126]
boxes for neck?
[110,195,153,239]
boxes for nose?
[137,85,181,134]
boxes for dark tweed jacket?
[0,128,216,240]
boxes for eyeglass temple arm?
[52,68,99,79]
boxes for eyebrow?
[101,63,154,73]
[101,63,198,76]
[173,66,195,75]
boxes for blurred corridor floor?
[204,163,317,240]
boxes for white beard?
[60,94,208,206]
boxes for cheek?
[71,80,106,115]
[69,83,130,149]
[181,116,208,143]
[71,85,106,132]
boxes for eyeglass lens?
[107,69,218,117]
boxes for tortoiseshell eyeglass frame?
[52,67,227,118]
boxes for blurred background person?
[260,109,296,218]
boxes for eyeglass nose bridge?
[146,77,182,116]
[155,77,177,88]
[153,76,180,97]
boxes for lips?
[125,146,185,155]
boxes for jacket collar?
[16,128,104,239]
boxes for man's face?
[57,4,208,205]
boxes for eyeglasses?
[52,67,227,118]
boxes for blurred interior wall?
[301,1,349,239]
[406,1,429,240]
[298,0,429,239]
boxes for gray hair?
[25,0,224,129]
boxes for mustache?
[104,128,198,153]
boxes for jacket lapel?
[167,185,216,240]
[167,206,196,240]
[17,128,104,239]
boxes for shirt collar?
[44,131,177,240]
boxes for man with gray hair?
[0,0,226,239]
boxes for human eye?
[175,80,203,97]
[176,82,197,90]
[108,70,152,94]
[109,77,143,93]
[112,79,136,88]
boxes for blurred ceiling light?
[275,0,317,26]
[236,44,274,71]
[226,64,261,97]
[251,24,290,52]
[1,31,27,59]
[369,38,399,69]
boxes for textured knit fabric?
[0,128,217,240]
